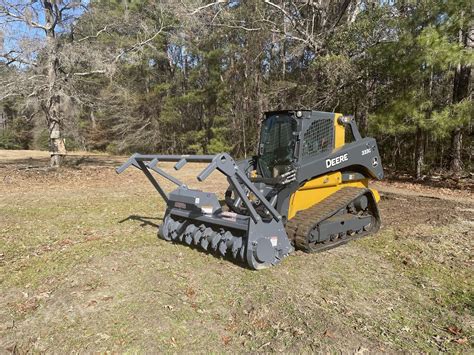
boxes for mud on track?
[0,150,472,352]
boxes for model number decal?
[326,153,348,168]
[362,148,371,155]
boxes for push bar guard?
[117,153,293,269]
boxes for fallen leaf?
[355,346,369,354]
[58,239,74,246]
[292,327,304,336]
[401,326,411,333]
[221,335,231,345]
[186,287,196,299]
[446,326,462,336]
[323,330,335,338]
[170,337,177,347]
[16,298,38,313]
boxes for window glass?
[259,114,297,178]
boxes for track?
[285,187,380,252]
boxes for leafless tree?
[0,1,85,166]
[0,0,169,167]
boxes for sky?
[1,0,88,65]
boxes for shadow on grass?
[119,214,252,270]
[119,215,163,228]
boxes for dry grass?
[0,150,109,161]
[0,150,472,352]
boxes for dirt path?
[373,181,473,205]
[0,150,472,352]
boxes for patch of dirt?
[373,180,472,204]
[0,150,228,194]
[378,193,473,230]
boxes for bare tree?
[0,0,170,166]
[262,0,356,54]
[0,0,86,166]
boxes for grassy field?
[0,151,472,352]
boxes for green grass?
[0,173,472,352]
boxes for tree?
[0,0,168,166]
[0,0,86,166]
[0,0,471,177]
[447,5,472,173]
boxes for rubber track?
[285,187,377,252]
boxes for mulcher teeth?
[193,225,205,246]
[161,217,247,262]
[218,231,233,257]
[209,230,222,251]
[183,224,196,245]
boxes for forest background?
[0,0,472,178]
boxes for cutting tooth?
[200,227,213,250]
[200,238,209,250]
[209,230,223,251]
[193,225,205,245]
[184,224,197,245]
[239,243,246,261]
[177,223,186,242]
[160,217,171,241]
[218,241,227,256]
[169,219,179,241]
[218,231,233,257]
[231,237,242,259]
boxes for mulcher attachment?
[116,153,293,269]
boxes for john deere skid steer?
[117,110,384,269]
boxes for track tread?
[286,187,379,252]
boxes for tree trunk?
[358,105,368,137]
[414,126,424,180]
[47,87,64,168]
[450,127,463,172]
[43,2,64,168]
[281,3,286,79]
[91,111,97,129]
[49,118,65,168]
[449,14,472,173]
[449,59,470,172]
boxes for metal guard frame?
[116,153,282,224]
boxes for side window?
[302,119,334,158]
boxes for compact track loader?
[117,110,384,269]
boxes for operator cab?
[258,112,298,178]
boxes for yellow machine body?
[287,113,380,220]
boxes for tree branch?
[72,69,106,76]
[114,26,168,62]
[263,0,321,51]
[77,26,108,42]
[211,23,261,32]
[0,50,38,66]
[189,0,228,15]
[0,4,49,31]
